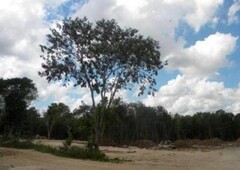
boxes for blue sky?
[0,0,240,114]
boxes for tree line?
[1,77,240,144]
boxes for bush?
[1,140,35,149]
[58,146,106,160]
[2,140,110,161]
[63,129,73,148]
[86,136,98,150]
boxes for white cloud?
[168,32,238,77]
[184,0,223,32]
[228,0,240,24]
[0,0,70,61]
[0,0,73,110]
[73,0,224,57]
[143,75,240,115]
[0,1,46,58]
[1,0,239,115]
[115,0,147,16]
[149,32,239,114]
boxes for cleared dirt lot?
[1,140,240,170]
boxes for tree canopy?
[0,77,38,136]
[39,17,164,108]
[44,102,70,139]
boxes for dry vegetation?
[173,138,223,149]
[99,138,232,150]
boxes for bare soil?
[1,140,240,170]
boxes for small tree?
[39,17,164,144]
[44,103,70,139]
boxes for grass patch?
[1,140,122,162]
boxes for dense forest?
[1,77,240,145]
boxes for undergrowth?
[1,140,122,163]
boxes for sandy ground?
[1,140,240,170]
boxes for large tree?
[39,17,164,144]
[0,77,38,136]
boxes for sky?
[0,0,240,115]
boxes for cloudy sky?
[0,0,240,115]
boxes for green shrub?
[63,129,73,148]
[1,140,121,162]
[57,146,106,160]
[2,140,35,149]
[86,136,98,150]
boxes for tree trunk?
[94,126,100,145]
[94,108,106,145]
[47,130,51,140]
[47,122,54,139]
[94,112,100,145]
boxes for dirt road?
[1,142,240,170]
